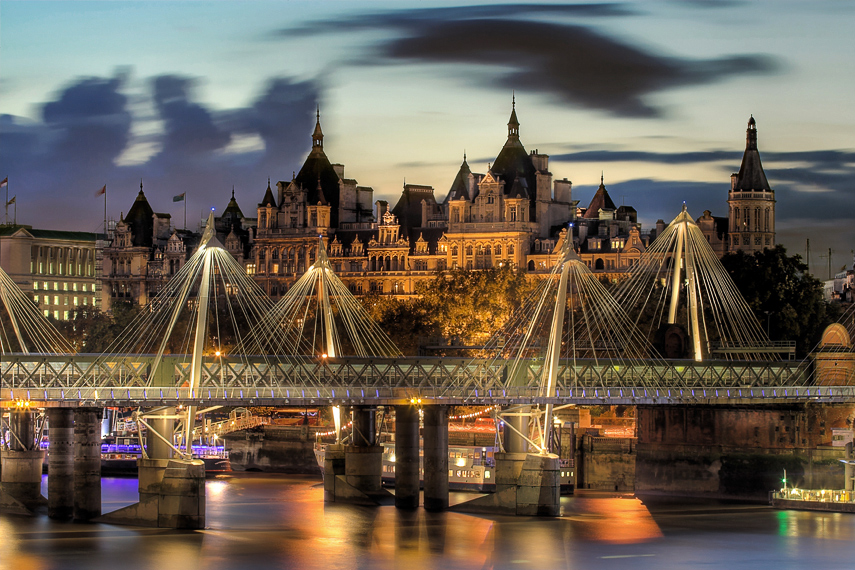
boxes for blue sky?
[1,0,853,276]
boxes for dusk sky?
[1,1,852,276]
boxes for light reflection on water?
[4,474,855,570]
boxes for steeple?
[733,115,770,191]
[506,93,520,145]
[312,106,324,150]
[746,114,757,150]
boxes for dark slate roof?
[124,186,155,247]
[508,177,530,200]
[491,104,538,219]
[293,116,342,224]
[0,225,101,241]
[733,116,771,191]
[259,180,277,208]
[583,178,617,219]
[392,184,437,230]
[443,155,472,204]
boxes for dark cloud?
[553,149,741,164]
[556,147,855,222]
[152,75,230,158]
[41,75,132,173]
[281,5,779,117]
[284,3,634,36]
[0,72,319,232]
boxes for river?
[0,474,853,569]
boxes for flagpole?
[184,194,187,231]
[104,185,108,237]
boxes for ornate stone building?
[101,184,253,310]
[727,116,776,253]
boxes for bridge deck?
[0,353,841,406]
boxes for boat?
[315,440,575,493]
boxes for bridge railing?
[0,354,815,400]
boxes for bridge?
[1,207,853,525]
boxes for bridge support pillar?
[503,406,530,454]
[47,408,74,519]
[394,405,420,509]
[423,405,448,512]
[453,452,560,517]
[99,407,205,528]
[323,406,391,505]
[0,409,45,514]
[73,408,101,521]
[146,408,175,460]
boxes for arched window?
[495,244,502,256]
[466,245,473,256]
[452,246,458,257]
[527,260,535,271]
[595,258,605,270]
[508,244,515,255]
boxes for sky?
[0,0,853,277]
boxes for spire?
[231,185,235,200]
[139,179,144,196]
[600,171,604,186]
[507,94,520,143]
[733,115,771,191]
[312,106,324,149]
[260,178,276,207]
[746,114,757,150]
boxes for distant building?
[0,224,100,320]
[727,116,776,253]
[101,183,253,311]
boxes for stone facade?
[0,224,100,319]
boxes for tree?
[359,266,538,356]
[721,245,837,357]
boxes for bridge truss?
[2,352,837,407]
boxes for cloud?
[152,75,231,158]
[0,72,320,232]
[41,75,132,174]
[280,5,779,117]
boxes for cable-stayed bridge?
[1,207,852,410]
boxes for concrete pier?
[394,405,420,509]
[503,405,530,454]
[73,408,101,521]
[454,452,561,516]
[0,409,45,513]
[323,406,391,505]
[47,408,74,519]
[423,405,448,512]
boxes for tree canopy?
[721,245,838,357]
[363,266,538,356]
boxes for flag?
[95,185,106,197]
[6,196,15,206]
[173,193,186,202]
[0,177,7,188]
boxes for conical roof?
[259,179,276,208]
[583,176,617,219]
[733,116,771,191]
[294,111,342,224]
[125,181,154,247]
[444,154,473,203]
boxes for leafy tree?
[721,245,836,357]
[363,266,537,355]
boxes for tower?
[727,116,775,253]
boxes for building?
[250,101,605,296]
[102,184,256,310]
[0,224,100,320]
[727,116,776,253]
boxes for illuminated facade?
[0,225,100,319]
